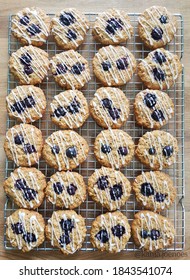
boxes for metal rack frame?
[4,13,185,251]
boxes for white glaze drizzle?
[11,7,49,44]
[6,86,46,123]
[48,211,83,254]
[138,6,177,46]
[7,210,43,250]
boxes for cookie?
[138,6,177,49]
[6,209,45,252]
[45,210,86,254]
[51,8,89,50]
[135,130,178,170]
[93,45,136,86]
[137,48,182,90]
[90,211,131,253]
[134,89,174,129]
[9,45,50,85]
[3,167,46,209]
[11,7,51,47]
[94,129,135,169]
[50,50,91,89]
[42,130,89,171]
[90,87,130,129]
[88,167,131,211]
[131,210,175,251]
[45,171,86,209]
[6,85,46,123]
[133,171,176,212]
[92,9,133,45]
[50,90,89,129]
[4,124,43,167]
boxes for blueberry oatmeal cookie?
[137,48,182,90]
[9,45,50,85]
[135,130,178,170]
[50,50,91,89]
[134,89,174,129]
[11,7,51,46]
[138,6,177,49]
[92,9,133,45]
[3,167,46,209]
[133,171,176,212]
[93,45,136,86]
[88,167,131,211]
[6,209,45,252]
[4,124,43,167]
[51,8,89,50]
[45,171,86,209]
[50,90,89,129]
[42,130,89,171]
[6,85,46,123]
[90,211,131,253]
[94,129,135,169]
[131,210,175,251]
[45,210,86,254]
[90,87,130,129]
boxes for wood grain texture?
[0,0,189,260]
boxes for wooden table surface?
[0,0,189,260]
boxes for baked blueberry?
[59,12,76,26]
[105,18,123,35]
[162,145,173,157]
[159,15,168,24]
[150,229,160,240]
[111,224,125,238]
[67,184,77,195]
[151,27,163,41]
[140,229,149,239]
[97,175,109,190]
[66,98,80,114]
[101,144,112,154]
[155,192,166,202]
[59,233,71,246]
[66,29,77,41]
[102,98,112,108]
[51,145,60,155]
[141,182,154,197]
[153,51,166,65]
[66,146,77,158]
[54,107,67,118]
[24,96,36,108]
[20,53,32,65]
[23,188,37,201]
[71,63,85,75]
[153,68,165,81]
[14,178,27,190]
[95,229,109,243]
[23,143,36,154]
[14,134,24,145]
[149,147,156,155]
[110,184,123,200]
[151,109,165,122]
[23,232,37,243]
[53,182,63,195]
[108,107,120,120]
[11,222,24,235]
[118,146,128,156]
[27,24,41,36]
[56,63,68,75]
[116,57,128,70]
[144,93,157,108]
[11,101,26,114]
[60,218,74,233]
[20,15,30,26]
[24,65,34,75]
[101,61,111,71]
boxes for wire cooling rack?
[4,13,185,252]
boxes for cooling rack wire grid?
[4,13,185,251]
